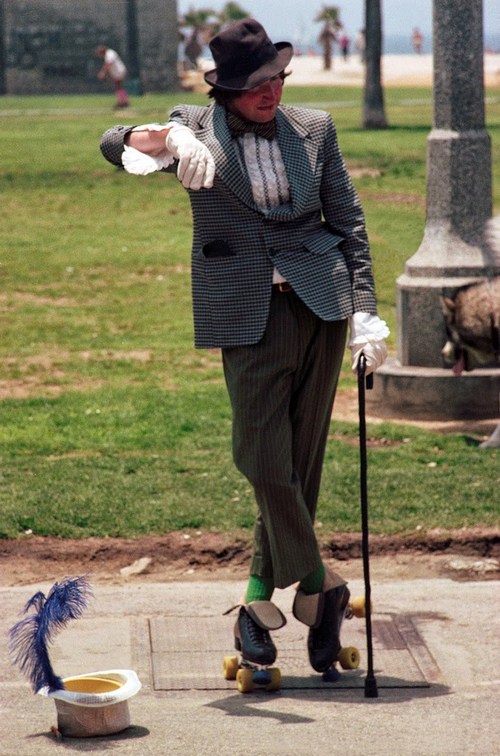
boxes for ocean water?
[197,32,500,65]
[291,32,500,56]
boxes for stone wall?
[1,0,179,94]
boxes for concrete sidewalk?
[2,577,499,755]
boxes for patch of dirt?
[0,389,497,588]
[334,388,499,440]
[1,528,498,588]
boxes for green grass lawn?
[0,86,498,540]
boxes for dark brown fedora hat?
[204,18,293,91]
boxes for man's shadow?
[205,676,450,724]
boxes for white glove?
[165,123,215,190]
[122,144,175,175]
[349,312,390,375]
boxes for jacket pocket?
[202,239,236,258]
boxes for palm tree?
[179,6,218,70]
[208,2,249,37]
[181,7,216,32]
[181,3,249,45]
[219,2,249,24]
[362,0,388,128]
[315,6,342,71]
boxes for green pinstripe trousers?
[222,288,348,589]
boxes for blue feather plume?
[9,576,92,693]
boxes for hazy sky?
[178,0,499,45]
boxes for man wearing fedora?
[100,19,388,677]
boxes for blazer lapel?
[198,105,258,209]
[273,109,319,219]
[198,105,320,217]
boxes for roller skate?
[223,601,286,693]
[293,567,363,681]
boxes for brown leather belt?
[272,281,292,293]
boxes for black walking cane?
[357,353,378,698]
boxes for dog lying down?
[441,217,500,447]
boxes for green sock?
[299,563,325,595]
[245,574,275,603]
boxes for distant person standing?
[340,33,350,62]
[96,45,130,109]
[412,27,424,54]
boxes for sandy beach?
[289,52,435,86]
[287,51,500,87]
[191,52,500,89]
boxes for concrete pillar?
[0,1,6,94]
[126,0,142,95]
[368,0,500,420]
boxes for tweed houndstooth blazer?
[100,103,378,349]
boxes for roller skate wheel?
[338,646,360,670]
[223,655,239,680]
[266,667,282,691]
[350,595,374,618]
[236,668,254,693]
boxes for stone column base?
[367,359,500,420]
